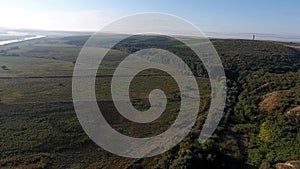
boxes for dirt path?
[0,74,171,79]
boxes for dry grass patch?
[259,90,290,112]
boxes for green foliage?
[258,121,271,143]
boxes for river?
[0,34,46,46]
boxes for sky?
[0,0,299,38]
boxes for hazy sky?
[0,0,299,36]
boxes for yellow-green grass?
[0,75,210,104]
[0,78,72,104]
[0,56,74,77]
[0,52,211,106]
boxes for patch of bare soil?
[259,90,290,112]
[286,106,300,117]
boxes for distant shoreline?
[205,32,300,43]
[0,29,300,46]
[0,35,46,46]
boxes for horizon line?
[1,27,300,43]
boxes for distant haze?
[0,0,300,42]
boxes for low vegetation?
[0,35,299,168]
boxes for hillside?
[0,36,299,169]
